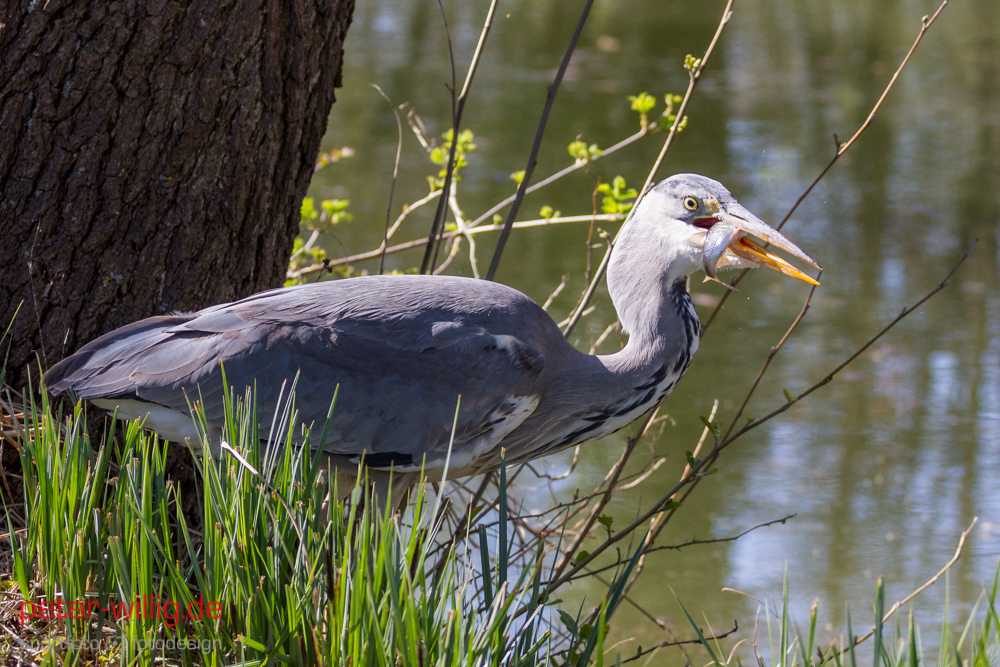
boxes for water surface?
[307,0,1000,656]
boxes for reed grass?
[2,383,997,667]
[688,564,1000,667]
[0,387,583,665]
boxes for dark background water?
[306,0,1000,657]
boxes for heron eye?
[683,196,699,211]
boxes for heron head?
[640,174,821,286]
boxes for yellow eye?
[683,196,699,211]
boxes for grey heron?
[45,174,820,503]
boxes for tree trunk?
[0,0,355,394]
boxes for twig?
[288,124,655,280]
[0,623,40,666]
[485,0,596,280]
[616,455,666,491]
[723,278,818,443]
[420,0,500,274]
[716,240,974,448]
[561,244,611,335]
[525,444,580,482]
[420,0,458,275]
[547,405,659,586]
[562,0,734,336]
[644,279,818,553]
[699,1,948,336]
[541,275,569,312]
[434,2,498,272]
[467,125,650,230]
[371,85,404,276]
[288,214,624,279]
[820,517,978,664]
[616,400,718,602]
[588,320,619,355]
[289,229,321,263]
[570,515,795,581]
[387,191,440,241]
[621,620,739,664]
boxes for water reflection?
[308,0,999,657]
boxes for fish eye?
[683,196,699,211]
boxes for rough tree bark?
[0,0,355,394]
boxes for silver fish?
[702,222,743,279]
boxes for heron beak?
[706,203,822,286]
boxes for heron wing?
[45,277,550,468]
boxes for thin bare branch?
[722,278,819,443]
[818,517,977,664]
[562,0,735,336]
[420,0,500,274]
[371,84,404,275]
[622,622,740,664]
[485,0,596,280]
[467,125,651,229]
[700,1,948,335]
[287,215,624,280]
[571,514,795,582]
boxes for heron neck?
[603,278,695,372]
[603,233,698,375]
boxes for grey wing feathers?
[44,276,551,467]
[45,315,199,399]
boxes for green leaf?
[597,175,638,215]
[428,128,477,186]
[574,549,590,565]
[558,609,579,635]
[300,197,318,221]
[320,198,352,225]
[686,451,699,467]
[684,54,702,72]
[672,591,722,667]
[627,92,657,130]
[663,500,682,510]
[568,140,588,161]
[240,635,268,652]
[510,169,526,185]
[597,515,614,529]
[783,388,797,404]
[568,140,601,163]
[699,415,721,440]
[627,92,656,115]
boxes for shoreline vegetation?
[1,383,997,665]
[4,1,997,665]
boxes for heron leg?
[369,469,420,514]
[313,453,418,518]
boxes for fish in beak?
[696,202,821,286]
